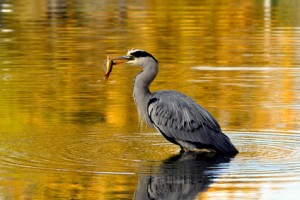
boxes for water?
[1,0,300,199]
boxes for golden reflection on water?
[1,0,300,199]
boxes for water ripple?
[0,130,300,200]
[0,131,299,179]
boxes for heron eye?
[128,55,135,59]
[126,55,135,60]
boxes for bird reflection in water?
[134,152,232,200]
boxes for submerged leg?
[179,146,185,154]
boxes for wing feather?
[147,90,238,154]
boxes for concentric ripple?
[203,131,300,199]
[0,131,139,175]
[0,130,300,199]
[1,130,300,178]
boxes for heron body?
[112,49,238,155]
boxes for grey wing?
[147,91,238,154]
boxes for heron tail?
[212,131,239,155]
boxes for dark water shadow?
[134,152,233,200]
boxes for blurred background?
[0,0,300,199]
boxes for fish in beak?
[103,55,133,80]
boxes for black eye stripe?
[131,51,151,58]
[130,51,158,63]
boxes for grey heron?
[107,49,238,155]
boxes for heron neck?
[133,62,158,123]
[134,64,157,94]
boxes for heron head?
[112,49,158,67]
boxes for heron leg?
[179,145,187,154]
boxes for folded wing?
[147,90,238,154]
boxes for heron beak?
[110,55,133,65]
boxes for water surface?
[1,0,300,199]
